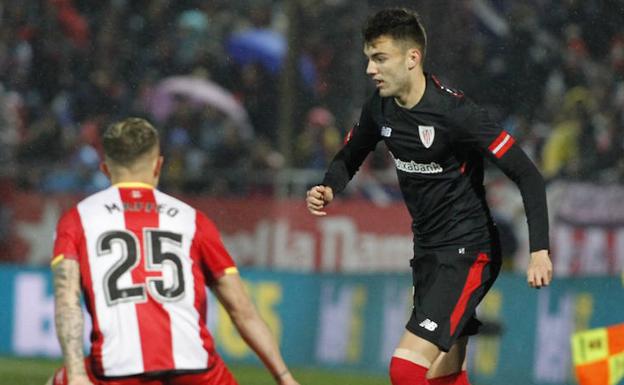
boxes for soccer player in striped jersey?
[47,118,300,385]
[306,8,553,385]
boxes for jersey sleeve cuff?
[51,253,79,268]
[211,266,239,282]
[51,254,65,267]
[529,243,550,253]
[321,177,341,194]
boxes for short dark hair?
[102,117,159,166]
[363,8,427,59]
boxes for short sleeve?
[451,97,516,160]
[51,207,82,267]
[194,211,237,284]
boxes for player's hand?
[306,185,334,216]
[527,249,553,289]
[68,374,94,385]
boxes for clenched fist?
[306,185,334,216]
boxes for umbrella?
[226,28,316,87]
[149,76,253,138]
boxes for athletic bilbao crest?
[418,125,435,148]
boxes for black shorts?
[406,247,501,352]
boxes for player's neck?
[110,173,157,188]
[394,71,426,109]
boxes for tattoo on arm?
[53,260,86,378]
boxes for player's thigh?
[427,336,469,378]
[394,328,442,366]
[407,249,500,351]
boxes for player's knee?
[389,356,428,385]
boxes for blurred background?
[1,0,623,384]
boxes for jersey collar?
[114,182,154,189]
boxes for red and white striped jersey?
[51,182,237,377]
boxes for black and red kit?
[322,73,549,350]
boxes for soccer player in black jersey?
[305,8,553,385]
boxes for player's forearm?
[322,150,354,194]
[496,147,550,251]
[53,260,86,379]
[231,308,290,381]
[322,131,377,194]
[513,166,549,251]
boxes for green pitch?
[0,356,387,385]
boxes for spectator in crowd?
[0,0,622,194]
[294,107,341,169]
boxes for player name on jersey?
[52,186,237,377]
[104,201,180,217]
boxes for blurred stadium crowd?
[0,0,623,257]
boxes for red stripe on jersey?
[431,74,464,98]
[488,131,507,152]
[344,126,355,144]
[195,213,237,283]
[495,135,515,158]
[71,208,105,375]
[488,131,515,159]
[119,188,175,372]
[53,208,83,263]
[191,212,216,367]
[449,252,490,335]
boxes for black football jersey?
[323,73,549,253]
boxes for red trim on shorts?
[120,188,175,372]
[449,252,490,335]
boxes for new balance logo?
[419,318,438,331]
[381,125,392,137]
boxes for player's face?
[364,36,414,98]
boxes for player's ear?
[407,47,422,70]
[100,162,111,179]
[154,156,164,177]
